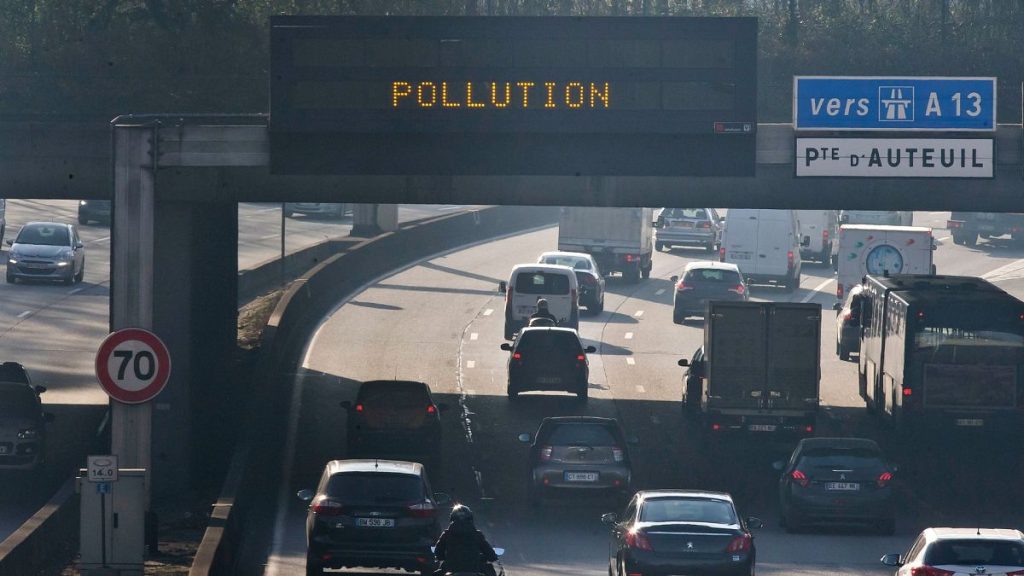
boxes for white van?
[499,264,580,339]
[839,211,913,227]
[720,209,807,291]
[796,210,838,263]
[836,225,935,300]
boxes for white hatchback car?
[499,264,580,340]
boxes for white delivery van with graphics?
[836,225,935,300]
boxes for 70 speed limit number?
[95,328,172,404]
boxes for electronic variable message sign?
[270,16,757,176]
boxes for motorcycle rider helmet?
[450,504,474,524]
[536,299,549,310]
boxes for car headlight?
[79,200,88,206]
[7,257,16,264]
[17,428,38,440]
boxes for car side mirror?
[339,400,352,410]
[34,385,47,394]
[652,220,661,229]
[840,215,850,224]
[494,548,505,557]
[584,345,597,354]
[771,460,785,472]
[746,517,764,529]
[44,412,55,423]
[433,492,452,505]
[678,359,690,367]
[880,553,903,567]
[498,281,507,294]
[601,512,619,524]
[801,235,811,247]
[670,275,679,283]
[296,489,315,502]
[517,433,532,444]
[4,240,12,246]
[500,343,513,351]
[75,241,84,249]
[832,302,843,312]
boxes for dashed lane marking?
[69,288,83,295]
[626,357,636,366]
[91,236,111,244]
[470,333,478,341]
[655,288,666,296]
[635,385,645,393]
[634,310,644,318]
[466,360,476,369]
[259,233,280,240]
[17,310,31,319]
[624,332,634,340]
[482,308,494,316]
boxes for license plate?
[826,482,861,491]
[956,418,985,427]
[565,472,599,482]
[24,263,49,269]
[731,251,752,260]
[748,424,776,432]
[356,517,395,528]
[672,221,694,229]
[0,446,7,454]
[537,376,562,384]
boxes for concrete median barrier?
[192,205,557,575]
[0,478,78,576]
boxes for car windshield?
[541,256,590,270]
[516,331,583,355]
[16,224,69,247]
[797,447,885,472]
[545,423,618,446]
[662,208,706,219]
[357,383,430,409]
[684,269,741,283]
[326,472,425,504]
[925,539,1024,566]
[515,272,570,295]
[640,498,737,525]
[0,388,37,416]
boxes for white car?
[537,251,605,314]
[720,209,807,292]
[499,264,580,340]
[882,527,1024,575]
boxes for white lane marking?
[482,308,494,316]
[437,205,466,211]
[626,357,636,365]
[982,258,1024,282]
[255,206,282,213]
[801,278,835,303]
[470,332,478,341]
[937,236,950,242]
[655,288,666,296]
[634,310,644,318]
[259,233,280,240]
[624,332,634,340]
[69,288,83,295]
[17,311,31,319]
[466,360,476,369]
[635,385,645,393]
[91,236,111,244]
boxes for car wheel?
[656,242,667,252]
[577,383,589,402]
[5,272,13,284]
[305,552,323,576]
[839,344,850,361]
[504,323,515,341]
[507,386,519,400]
[684,378,701,413]
[63,271,74,285]
[623,267,640,284]
[640,266,650,280]
[74,262,85,283]
[964,233,978,247]
[673,310,685,325]
[591,294,604,314]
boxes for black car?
[0,362,53,471]
[603,490,761,576]
[341,380,445,467]
[775,437,896,534]
[78,199,111,225]
[297,459,450,576]
[672,262,748,324]
[519,416,633,506]
[501,327,595,401]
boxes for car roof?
[796,437,881,452]
[22,221,70,228]
[519,326,581,337]
[683,261,740,273]
[358,380,430,391]
[0,362,30,385]
[323,459,424,476]
[510,263,575,274]
[538,251,592,261]
[924,527,1024,541]
[637,489,734,503]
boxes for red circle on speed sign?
[95,328,172,404]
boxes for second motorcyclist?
[433,505,498,576]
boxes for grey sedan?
[6,222,85,285]
[654,208,723,252]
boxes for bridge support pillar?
[351,203,398,236]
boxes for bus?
[858,274,1024,436]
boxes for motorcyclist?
[433,505,498,576]
[529,299,558,325]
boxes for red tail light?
[877,471,893,488]
[728,284,745,295]
[1005,571,1024,576]
[903,388,912,397]
[311,497,345,516]
[676,281,694,292]
[710,423,722,432]
[698,221,711,229]
[790,470,810,488]
[505,286,513,303]
[512,352,522,361]
[539,446,553,462]
[719,248,726,262]
[947,220,962,229]
[612,447,625,462]
[911,568,955,576]
[803,424,814,434]
[580,274,597,286]
[572,288,577,304]
[842,310,853,321]
[407,501,437,518]
[823,229,829,242]
[576,354,586,361]
[355,404,364,412]
[426,405,436,414]
[787,250,795,270]
[625,530,653,551]
[837,284,844,299]
[726,534,751,553]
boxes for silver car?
[654,208,723,252]
[6,222,86,284]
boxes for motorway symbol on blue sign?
[794,77,996,131]
[97,482,111,494]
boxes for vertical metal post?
[110,122,156,519]
[281,202,286,285]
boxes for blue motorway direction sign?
[794,77,996,131]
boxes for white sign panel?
[87,454,118,483]
[796,138,993,178]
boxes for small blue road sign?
[97,482,111,494]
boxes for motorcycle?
[431,547,505,576]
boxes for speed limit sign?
[95,328,172,404]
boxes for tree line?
[0,0,1020,121]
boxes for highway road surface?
[252,210,1024,576]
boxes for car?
[6,222,85,284]
[296,459,450,576]
[284,202,349,219]
[520,416,633,506]
[537,250,606,314]
[0,362,53,471]
[0,198,6,245]
[834,284,866,361]
[882,527,1024,575]
[720,209,807,291]
[78,199,112,225]
[671,261,748,324]
[499,263,581,339]
[340,381,446,467]
[602,490,761,576]
[775,437,896,535]
[654,207,723,252]
[501,327,595,400]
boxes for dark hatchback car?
[520,416,633,505]
[602,490,761,576]
[775,437,896,534]
[341,381,445,466]
[78,199,111,225]
[672,262,748,324]
[834,284,865,361]
[0,362,53,471]
[297,459,450,576]
[501,327,595,401]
